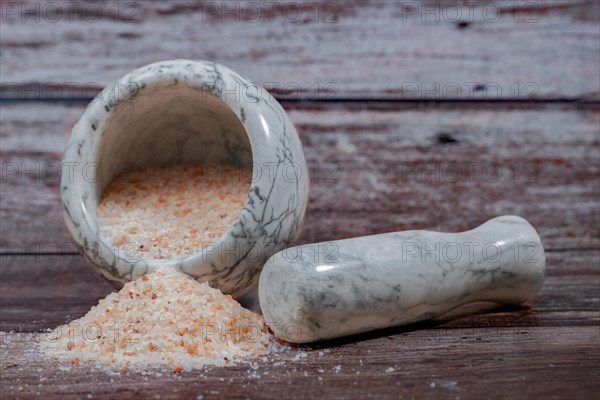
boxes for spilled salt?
[40,267,280,373]
[97,164,251,260]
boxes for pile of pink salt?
[40,267,280,373]
[96,164,251,260]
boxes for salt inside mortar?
[96,164,252,260]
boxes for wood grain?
[1,0,599,101]
[1,326,598,399]
[1,103,598,253]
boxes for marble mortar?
[60,59,309,298]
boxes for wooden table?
[1,1,599,398]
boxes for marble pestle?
[258,215,545,343]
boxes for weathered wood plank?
[1,325,598,399]
[1,0,599,100]
[1,251,598,331]
[1,103,598,252]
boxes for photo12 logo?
[199,1,340,23]
[1,1,140,23]
[398,2,540,24]
[400,82,539,100]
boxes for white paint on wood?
[1,1,598,100]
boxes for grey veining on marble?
[259,215,545,343]
[60,60,309,298]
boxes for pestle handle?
[258,215,545,343]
